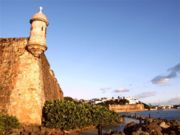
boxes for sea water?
[127,109,180,120]
[115,109,180,132]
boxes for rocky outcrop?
[6,126,65,135]
[123,119,180,135]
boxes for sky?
[0,0,180,105]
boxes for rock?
[119,131,125,135]
[8,128,23,135]
[111,130,119,135]
[170,120,180,127]
[159,122,170,129]
[160,121,180,135]
[142,121,162,135]
[119,117,125,123]
[169,130,176,135]
[145,118,153,124]
[124,122,139,135]
[7,126,65,135]
[132,128,149,135]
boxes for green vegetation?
[173,104,180,109]
[43,100,121,130]
[138,102,151,110]
[0,114,20,134]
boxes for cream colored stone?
[109,104,144,112]
[28,10,48,57]
[7,51,44,125]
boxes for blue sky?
[0,0,180,105]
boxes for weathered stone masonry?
[109,104,144,113]
[0,9,63,125]
[0,38,63,125]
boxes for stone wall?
[41,55,63,100]
[0,38,63,125]
[0,38,27,113]
[109,104,144,112]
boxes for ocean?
[126,109,180,120]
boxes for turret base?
[27,44,47,57]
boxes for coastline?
[66,126,99,135]
[122,112,180,134]
[70,109,180,135]
[125,109,180,121]
[119,108,180,113]
[6,109,180,135]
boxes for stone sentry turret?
[0,8,63,125]
[28,7,48,57]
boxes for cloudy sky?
[0,0,180,105]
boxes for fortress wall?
[8,48,44,125]
[0,38,27,113]
[0,38,63,125]
[109,104,144,112]
[41,54,63,100]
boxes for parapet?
[0,38,28,45]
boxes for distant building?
[125,97,139,104]
[89,96,140,105]
[158,105,173,110]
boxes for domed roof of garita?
[30,7,49,25]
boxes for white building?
[125,97,139,104]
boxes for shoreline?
[71,109,180,134]
[65,126,96,135]
[122,114,180,134]
[6,109,180,135]
[119,108,180,113]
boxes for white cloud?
[135,91,156,99]
[100,87,111,93]
[113,88,130,93]
[166,94,180,105]
[168,63,180,73]
[151,76,170,85]
[152,63,180,85]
